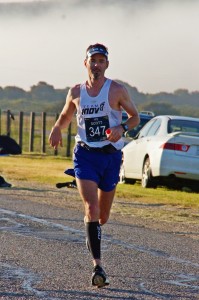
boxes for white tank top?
[75,78,124,150]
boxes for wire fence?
[0,109,76,157]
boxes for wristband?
[121,123,129,132]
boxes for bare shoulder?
[109,80,130,106]
[110,80,129,98]
[109,80,139,118]
[69,84,81,99]
[110,80,125,92]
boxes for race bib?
[85,116,110,142]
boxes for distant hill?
[0,81,199,117]
[116,80,199,117]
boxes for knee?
[99,214,109,226]
[85,203,99,220]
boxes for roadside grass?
[1,154,199,225]
[1,154,198,207]
[116,183,199,208]
[0,154,73,185]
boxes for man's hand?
[49,126,63,150]
[106,125,124,142]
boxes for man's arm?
[49,87,77,149]
[118,85,140,131]
[107,82,140,143]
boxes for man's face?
[84,54,109,80]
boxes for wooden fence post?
[54,113,59,156]
[41,112,46,153]
[6,110,11,136]
[29,112,35,152]
[18,111,23,150]
[0,109,1,135]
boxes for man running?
[49,43,140,287]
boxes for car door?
[124,119,158,177]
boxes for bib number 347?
[85,116,110,142]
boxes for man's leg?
[98,188,116,225]
[76,178,101,265]
[76,178,110,287]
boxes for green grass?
[116,183,199,208]
[0,154,198,207]
[0,154,73,185]
[1,154,199,225]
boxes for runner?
[49,43,140,287]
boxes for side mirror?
[125,129,137,138]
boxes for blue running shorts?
[73,143,122,192]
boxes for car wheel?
[119,163,136,184]
[119,163,126,184]
[142,157,157,188]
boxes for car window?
[138,118,157,138]
[126,117,152,138]
[145,119,161,136]
[168,120,199,133]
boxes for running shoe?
[91,265,109,288]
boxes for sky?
[0,0,198,93]
[0,0,47,2]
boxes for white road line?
[0,262,61,299]
[1,208,199,269]
[0,208,83,233]
[1,208,199,296]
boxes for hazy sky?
[0,0,198,93]
[0,0,47,2]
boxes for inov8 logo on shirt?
[81,102,105,115]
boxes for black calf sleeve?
[85,221,101,260]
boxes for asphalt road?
[0,183,199,300]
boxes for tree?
[1,86,27,100]
[30,81,56,101]
[174,89,189,96]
